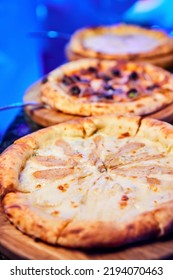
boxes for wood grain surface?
[24,80,173,127]
[0,205,173,260]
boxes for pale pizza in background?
[66,24,173,68]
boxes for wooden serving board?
[0,205,173,260]
[24,80,173,127]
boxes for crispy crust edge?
[66,44,173,69]
[3,192,173,248]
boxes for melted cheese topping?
[83,34,161,54]
[19,134,173,223]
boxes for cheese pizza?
[66,24,173,68]
[40,59,173,117]
[1,115,173,248]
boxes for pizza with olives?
[66,24,173,68]
[1,115,173,248]
[40,59,173,117]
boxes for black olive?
[127,88,138,98]
[111,69,121,77]
[72,74,80,82]
[70,85,81,95]
[129,71,139,80]
[104,94,114,100]
[97,92,114,100]
[87,66,97,73]
[62,75,74,85]
[104,85,114,91]
[103,75,111,81]
[146,84,159,91]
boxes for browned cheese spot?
[119,195,129,209]
[118,132,130,139]
[147,177,161,185]
[35,184,42,189]
[57,183,69,192]
[71,201,78,208]
[51,210,59,216]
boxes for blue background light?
[0,0,172,141]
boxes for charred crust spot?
[41,76,48,84]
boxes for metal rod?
[28,31,71,40]
[0,102,43,111]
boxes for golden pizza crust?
[40,59,173,117]
[1,116,173,248]
[66,45,173,69]
[66,24,173,68]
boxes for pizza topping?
[127,88,138,98]
[97,92,114,100]
[111,69,121,77]
[33,168,74,180]
[33,156,69,167]
[69,85,81,96]
[146,84,159,91]
[129,71,139,81]
[62,75,74,86]
[89,66,98,73]
[56,59,172,106]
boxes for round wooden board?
[0,205,173,260]
[24,79,173,127]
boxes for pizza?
[40,58,173,117]
[66,24,173,68]
[1,115,173,248]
